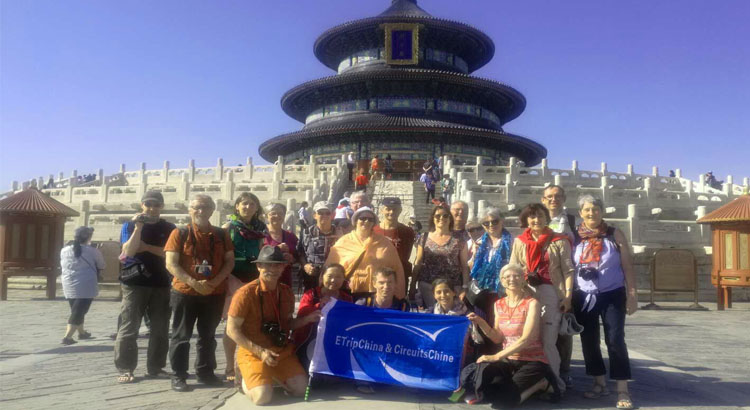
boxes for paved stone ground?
[2,288,749,410]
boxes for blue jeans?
[573,286,631,380]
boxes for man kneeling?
[227,246,315,404]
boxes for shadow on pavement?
[40,345,114,354]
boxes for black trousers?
[425,188,435,203]
[168,291,224,379]
[462,360,551,407]
[347,163,354,180]
[573,287,632,380]
[67,298,93,325]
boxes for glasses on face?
[143,201,162,208]
[358,217,376,224]
[482,219,501,228]
[468,227,483,233]
[434,213,450,220]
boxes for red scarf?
[519,227,566,274]
[577,221,609,264]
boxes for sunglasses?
[434,213,450,220]
[481,219,501,227]
[468,227,484,233]
[358,217,376,224]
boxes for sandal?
[583,382,610,399]
[117,372,135,384]
[617,391,634,409]
[224,369,235,382]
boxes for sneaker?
[61,337,77,345]
[171,378,191,392]
[197,373,225,386]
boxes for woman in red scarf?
[510,203,574,394]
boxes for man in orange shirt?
[227,246,315,405]
[165,194,235,392]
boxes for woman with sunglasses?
[410,204,469,309]
[325,207,405,301]
[509,203,575,394]
[468,207,512,293]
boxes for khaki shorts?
[237,344,305,389]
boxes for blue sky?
[1,0,748,189]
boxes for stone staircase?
[370,180,442,227]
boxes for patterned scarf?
[228,214,266,240]
[470,229,512,293]
[577,221,609,264]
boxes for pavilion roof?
[0,188,79,217]
[697,194,750,224]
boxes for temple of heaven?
[259,0,547,171]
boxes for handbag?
[119,259,151,283]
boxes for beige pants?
[532,283,565,392]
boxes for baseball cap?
[313,201,331,212]
[380,197,401,207]
[141,190,164,205]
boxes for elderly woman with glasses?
[468,207,513,293]
[325,207,405,301]
[263,203,299,288]
[410,204,470,309]
[458,264,558,406]
[573,195,637,410]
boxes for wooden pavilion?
[697,191,750,310]
[0,188,79,300]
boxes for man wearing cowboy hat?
[226,246,316,405]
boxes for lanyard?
[188,224,215,266]
[259,287,281,323]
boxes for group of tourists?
[58,183,637,409]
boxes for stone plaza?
[1,288,748,410]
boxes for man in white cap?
[297,201,339,290]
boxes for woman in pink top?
[460,264,558,407]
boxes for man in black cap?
[227,246,312,405]
[115,190,176,383]
[373,197,415,294]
